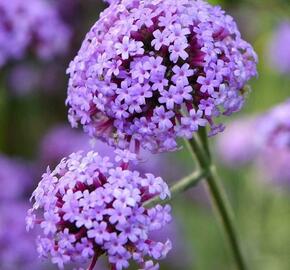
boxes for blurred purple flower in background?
[51,0,81,24]
[0,202,48,270]
[66,0,257,153]
[256,100,290,187]
[0,0,71,67]
[257,147,290,188]
[0,154,32,201]
[0,155,49,269]
[7,61,72,96]
[216,117,258,167]
[216,100,290,188]
[268,21,290,74]
[7,63,40,96]
[27,150,172,270]
[39,125,92,166]
[256,100,290,150]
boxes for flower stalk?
[186,129,247,270]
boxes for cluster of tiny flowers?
[67,0,257,153]
[27,150,171,270]
[0,0,71,67]
[268,21,290,74]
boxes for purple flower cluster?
[268,21,290,74]
[0,0,71,67]
[67,0,257,153]
[27,150,171,270]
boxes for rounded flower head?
[67,0,257,153]
[27,150,171,270]
[0,0,71,67]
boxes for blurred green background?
[0,0,289,269]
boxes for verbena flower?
[67,0,257,153]
[0,0,71,67]
[27,150,171,270]
[268,21,290,74]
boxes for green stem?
[186,134,247,270]
[144,170,207,208]
[198,127,211,159]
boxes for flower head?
[27,150,171,269]
[67,0,257,153]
